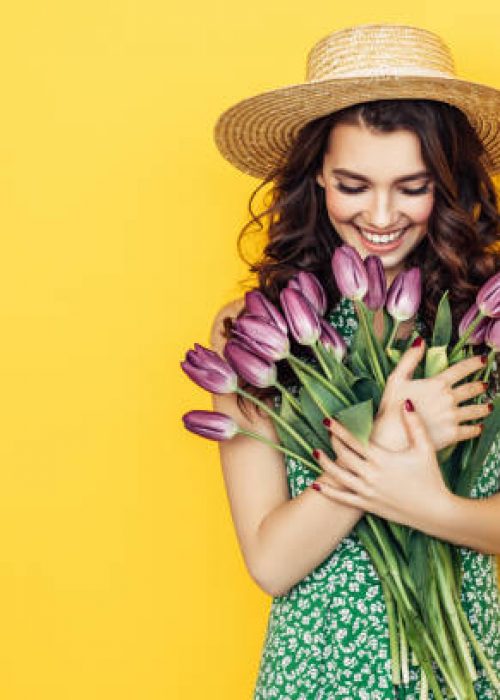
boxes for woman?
[209,24,500,697]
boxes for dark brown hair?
[222,99,500,419]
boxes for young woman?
[209,24,500,697]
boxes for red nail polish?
[488,403,494,413]
[481,354,488,364]
[312,482,321,492]
[313,449,321,459]
[477,423,484,431]
[323,418,331,427]
[411,336,423,348]
[482,382,489,391]
[404,398,415,412]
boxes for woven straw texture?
[214,24,500,179]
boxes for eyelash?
[335,183,431,196]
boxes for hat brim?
[214,75,500,179]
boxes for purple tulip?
[318,317,347,361]
[182,410,238,441]
[287,272,327,316]
[476,271,500,318]
[386,268,421,322]
[280,287,321,345]
[181,343,238,394]
[232,314,290,361]
[331,245,369,300]
[362,255,387,311]
[244,289,288,334]
[484,318,500,352]
[458,302,490,344]
[224,339,277,388]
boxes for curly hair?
[221,99,500,419]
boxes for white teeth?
[358,227,406,243]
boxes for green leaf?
[273,393,331,467]
[455,397,500,497]
[334,399,373,446]
[350,376,382,409]
[408,530,430,600]
[348,349,370,376]
[386,347,402,365]
[424,345,449,378]
[432,290,452,347]
[315,344,357,403]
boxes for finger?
[328,432,368,477]
[401,397,433,452]
[456,401,493,423]
[313,447,365,489]
[311,476,366,510]
[324,416,370,460]
[452,380,489,404]
[454,422,485,443]
[388,334,426,381]
[439,353,487,387]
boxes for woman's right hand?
[369,338,491,452]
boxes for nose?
[363,190,400,230]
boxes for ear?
[316,170,325,188]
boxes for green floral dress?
[253,296,500,699]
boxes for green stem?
[287,363,331,418]
[454,587,500,693]
[353,300,386,390]
[432,541,477,682]
[380,577,401,685]
[236,387,313,455]
[288,354,351,407]
[385,318,401,355]
[310,342,332,380]
[398,604,409,685]
[237,427,321,474]
[449,310,486,363]
[274,380,302,415]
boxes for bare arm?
[210,299,364,597]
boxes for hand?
[370,338,489,452]
[312,399,453,529]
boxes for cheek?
[324,190,356,221]
[406,195,434,224]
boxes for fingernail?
[323,418,331,427]
[313,449,321,459]
[477,423,484,431]
[487,403,494,413]
[404,398,415,412]
[482,382,489,391]
[481,354,488,364]
[312,482,322,492]
[411,336,423,348]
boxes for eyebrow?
[332,168,431,183]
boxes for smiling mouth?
[354,224,411,244]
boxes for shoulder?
[209,297,246,355]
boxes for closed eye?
[335,183,431,196]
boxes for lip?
[354,224,410,252]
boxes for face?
[316,122,435,287]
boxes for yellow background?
[0,1,499,698]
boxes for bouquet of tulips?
[180,244,500,699]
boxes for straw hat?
[213,23,500,179]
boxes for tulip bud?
[182,410,239,441]
[318,317,347,361]
[181,343,238,394]
[287,271,327,316]
[362,255,387,311]
[232,314,290,361]
[458,303,489,345]
[386,268,421,322]
[280,287,321,345]
[224,339,277,388]
[244,289,288,334]
[484,318,500,352]
[331,245,369,300]
[476,271,500,318]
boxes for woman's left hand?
[312,398,454,530]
